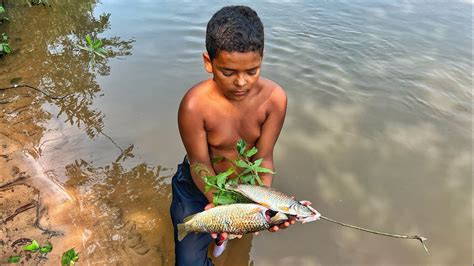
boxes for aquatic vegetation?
[0,33,12,55]
[61,248,79,265]
[7,256,21,263]
[76,34,107,66]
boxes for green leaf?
[244,147,258,158]
[0,6,5,13]
[255,167,275,174]
[23,240,40,252]
[204,183,212,193]
[234,159,249,168]
[7,256,21,263]
[236,139,246,156]
[39,242,53,254]
[61,248,79,266]
[216,168,233,188]
[92,39,102,49]
[240,175,254,184]
[253,158,263,168]
[85,35,93,47]
[213,193,236,205]
[3,44,12,54]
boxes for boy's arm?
[254,85,287,187]
[178,92,216,203]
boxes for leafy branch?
[192,139,274,205]
[76,35,107,66]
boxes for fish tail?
[177,223,188,241]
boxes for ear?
[203,52,213,73]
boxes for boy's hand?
[204,203,229,245]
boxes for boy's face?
[203,51,262,101]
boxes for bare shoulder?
[179,79,213,113]
[259,78,287,109]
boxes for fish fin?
[213,239,228,257]
[256,202,271,209]
[183,214,196,223]
[278,205,290,212]
[299,200,312,206]
[177,223,188,241]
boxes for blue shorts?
[170,157,214,266]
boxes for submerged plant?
[76,35,107,66]
[0,33,12,55]
[193,139,274,205]
[61,248,79,265]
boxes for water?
[0,1,471,265]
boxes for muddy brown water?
[0,1,471,265]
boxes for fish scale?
[177,203,288,241]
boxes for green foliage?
[39,242,53,254]
[7,256,21,263]
[0,33,12,55]
[195,139,275,205]
[0,6,5,13]
[77,34,107,66]
[61,248,79,266]
[22,240,40,252]
[30,0,49,6]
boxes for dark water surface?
[0,0,471,265]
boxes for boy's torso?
[191,77,279,173]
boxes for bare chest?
[204,107,267,151]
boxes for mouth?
[231,90,247,96]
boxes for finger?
[254,232,259,236]
[270,225,279,232]
[221,232,228,240]
[204,203,215,211]
[290,219,296,225]
[211,233,218,239]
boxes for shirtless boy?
[170,6,292,265]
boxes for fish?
[177,203,288,242]
[226,184,321,223]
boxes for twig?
[0,174,27,190]
[320,215,429,254]
[33,194,63,237]
[3,201,37,223]
[0,84,74,100]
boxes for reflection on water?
[64,148,173,265]
[1,0,472,265]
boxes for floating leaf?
[61,248,79,266]
[39,242,53,254]
[85,35,93,46]
[7,256,21,263]
[23,240,40,252]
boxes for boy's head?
[206,6,264,61]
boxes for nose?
[233,75,247,87]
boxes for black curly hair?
[206,6,264,60]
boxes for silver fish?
[177,203,288,241]
[226,184,321,223]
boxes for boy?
[170,6,292,265]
